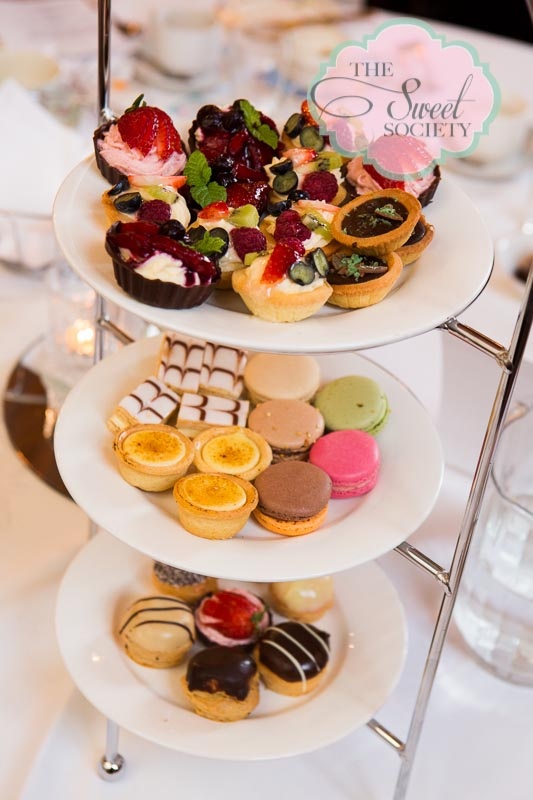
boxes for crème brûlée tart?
[113,424,194,492]
[173,472,258,539]
[330,189,421,256]
[193,426,272,481]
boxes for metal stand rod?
[97,0,114,123]
[440,318,511,369]
[97,316,135,345]
[393,267,533,800]
[394,542,450,593]
[367,719,405,752]
[97,719,125,781]
[93,294,107,365]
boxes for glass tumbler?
[455,404,533,685]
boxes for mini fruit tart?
[330,189,421,256]
[193,425,272,481]
[94,95,186,185]
[265,147,347,206]
[187,201,267,289]
[113,424,194,492]
[101,175,190,228]
[105,220,221,309]
[395,215,435,266]
[232,241,332,323]
[173,472,258,540]
[326,248,403,309]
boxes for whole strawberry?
[195,588,271,647]
[117,95,183,159]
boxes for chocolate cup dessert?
[111,261,217,309]
[93,120,125,185]
[396,215,435,266]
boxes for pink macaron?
[309,430,380,498]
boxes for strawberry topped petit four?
[94,95,187,184]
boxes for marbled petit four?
[107,376,180,434]
[176,392,250,436]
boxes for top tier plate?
[53,156,493,353]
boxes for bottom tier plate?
[55,532,407,761]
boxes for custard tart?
[173,472,258,539]
[114,424,194,492]
[193,426,272,481]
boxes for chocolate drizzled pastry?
[258,621,330,687]
[185,646,257,701]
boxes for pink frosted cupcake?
[309,429,380,498]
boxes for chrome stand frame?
[92,0,533,793]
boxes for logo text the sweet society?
[308,19,499,178]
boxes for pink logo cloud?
[308,19,499,179]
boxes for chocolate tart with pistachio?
[395,214,434,266]
[331,189,421,256]
[326,248,403,309]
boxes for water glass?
[455,404,533,685]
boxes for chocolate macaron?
[253,460,332,536]
[248,399,325,462]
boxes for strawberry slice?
[128,174,187,189]
[226,181,269,212]
[198,590,267,641]
[154,110,183,159]
[261,242,301,284]
[197,201,230,220]
[365,164,405,190]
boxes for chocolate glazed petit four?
[182,645,260,721]
[255,621,331,696]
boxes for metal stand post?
[97,719,125,781]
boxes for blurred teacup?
[0,48,59,90]
[472,91,531,165]
[143,1,223,82]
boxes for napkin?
[0,79,89,216]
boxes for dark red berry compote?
[105,220,220,309]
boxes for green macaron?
[313,375,389,434]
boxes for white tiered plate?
[53,156,493,353]
[54,335,443,581]
[55,532,407,760]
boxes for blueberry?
[266,200,291,217]
[159,220,186,240]
[183,225,207,245]
[288,189,311,202]
[108,177,130,196]
[223,109,244,133]
[113,192,142,213]
[197,105,224,130]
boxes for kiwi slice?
[299,126,324,151]
[272,170,298,195]
[309,248,329,277]
[289,260,316,285]
[229,204,260,228]
[315,151,343,171]
[144,185,178,203]
[284,112,304,138]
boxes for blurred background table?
[1,2,533,798]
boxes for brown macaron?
[248,399,325,462]
[253,460,332,536]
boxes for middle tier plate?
[54,336,444,581]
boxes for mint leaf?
[189,230,225,255]
[239,99,261,129]
[239,99,279,149]
[184,150,212,187]
[255,123,279,149]
[190,181,227,208]
[185,151,226,207]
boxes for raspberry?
[137,199,171,224]
[230,227,266,262]
[301,171,339,202]
[274,209,311,243]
